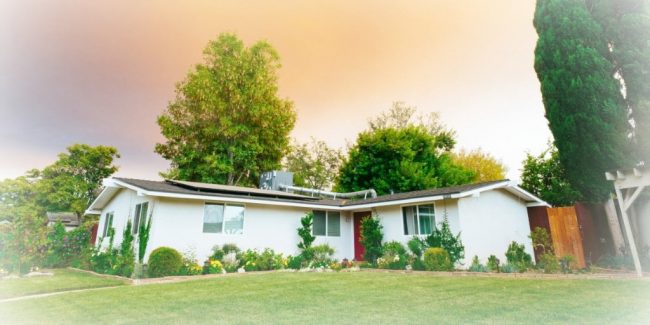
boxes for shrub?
[505,241,532,272]
[179,250,202,276]
[287,254,303,270]
[538,253,560,273]
[45,221,92,268]
[211,243,241,262]
[222,243,241,255]
[137,216,152,264]
[222,252,239,272]
[116,221,135,277]
[487,255,500,272]
[91,220,134,277]
[407,237,426,258]
[239,249,260,271]
[297,213,316,260]
[423,247,453,271]
[559,255,575,273]
[360,216,384,264]
[239,249,286,271]
[529,227,553,254]
[411,258,426,271]
[309,244,335,268]
[378,241,408,270]
[147,246,183,277]
[500,263,516,273]
[468,255,487,272]
[425,219,464,265]
[204,259,224,274]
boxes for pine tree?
[533,0,632,201]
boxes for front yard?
[1,270,649,324]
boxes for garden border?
[360,268,649,280]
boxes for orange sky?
[0,0,551,181]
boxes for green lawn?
[0,269,126,300]
[2,271,649,324]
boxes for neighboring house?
[86,177,548,266]
[46,212,81,231]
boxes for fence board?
[547,207,586,268]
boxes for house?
[46,212,81,231]
[86,175,548,266]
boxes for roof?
[46,212,80,226]
[87,177,548,214]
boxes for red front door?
[353,211,371,261]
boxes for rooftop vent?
[259,171,293,191]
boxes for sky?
[0,0,551,182]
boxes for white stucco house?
[86,177,548,267]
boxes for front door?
[353,211,371,261]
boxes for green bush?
[425,219,464,264]
[538,253,560,273]
[287,255,303,270]
[239,249,286,271]
[423,247,453,271]
[147,246,183,278]
[487,255,500,272]
[90,220,134,277]
[500,263,516,273]
[179,251,202,276]
[560,255,575,273]
[468,255,487,272]
[45,221,92,268]
[505,241,532,272]
[407,237,426,258]
[360,216,384,264]
[378,241,408,270]
[311,244,335,268]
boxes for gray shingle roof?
[114,178,509,207]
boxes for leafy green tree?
[156,33,296,186]
[534,0,632,201]
[520,143,582,207]
[451,148,507,183]
[37,144,120,216]
[587,0,650,163]
[283,138,343,190]
[0,174,42,221]
[360,216,384,263]
[336,126,474,195]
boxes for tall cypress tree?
[533,0,632,201]
[587,0,650,163]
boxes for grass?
[0,269,127,300]
[1,271,649,324]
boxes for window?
[102,212,114,237]
[312,210,340,237]
[133,202,149,235]
[402,204,435,235]
[203,203,244,234]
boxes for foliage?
[117,220,135,277]
[500,263,516,274]
[179,251,203,276]
[296,212,316,260]
[0,212,47,274]
[310,244,336,268]
[155,33,296,186]
[45,221,92,268]
[287,255,304,270]
[203,259,224,275]
[452,148,507,183]
[336,126,474,195]
[529,227,554,255]
[359,216,384,263]
[468,256,488,272]
[147,246,183,278]
[487,255,500,272]
[137,214,152,264]
[0,175,42,222]
[221,252,240,273]
[239,249,286,271]
[505,241,533,272]
[368,101,456,143]
[407,237,426,258]
[534,0,632,201]
[425,218,464,265]
[559,255,575,273]
[423,247,453,271]
[210,243,241,261]
[284,138,343,190]
[520,143,582,206]
[538,253,560,274]
[377,241,408,270]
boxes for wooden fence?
[528,206,586,268]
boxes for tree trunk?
[603,197,625,255]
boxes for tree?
[283,138,343,190]
[0,174,42,221]
[155,33,296,186]
[36,144,120,216]
[451,148,507,183]
[587,0,650,163]
[534,0,632,201]
[520,143,582,207]
[336,126,474,195]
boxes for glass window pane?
[203,204,224,233]
[133,204,141,234]
[402,206,417,235]
[327,212,341,237]
[418,205,435,235]
[313,210,326,236]
[223,204,245,235]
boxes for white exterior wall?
[457,189,534,266]
[97,190,354,262]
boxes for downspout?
[278,184,377,199]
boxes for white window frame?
[202,202,246,235]
[132,202,149,235]
[312,210,341,237]
[401,203,435,236]
[102,212,114,237]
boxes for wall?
[457,189,534,265]
[98,190,355,262]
